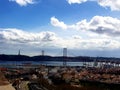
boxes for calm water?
[0,61,94,67]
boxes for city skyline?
[0,0,120,57]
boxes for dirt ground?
[0,84,15,90]
[0,72,15,90]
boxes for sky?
[0,0,120,57]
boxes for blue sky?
[0,0,120,57]
[0,0,114,30]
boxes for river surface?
[0,61,94,67]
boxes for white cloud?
[67,0,87,4]
[0,28,58,44]
[50,17,67,30]
[67,0,120,11]
[1,28,120,49]
[88,16,120,36]
[9,0,120,10]
[72,35,82,39]
[9,0,35,6]
[1,28,120,56]
[51,16,120,36]
[98,0,120,11]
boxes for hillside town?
[0,63,120,90]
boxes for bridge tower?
[63,48,67,66]
[42,50,44,56]
[18,49,21,55]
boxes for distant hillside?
[0,54,30,61]
[0,54,120,62]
